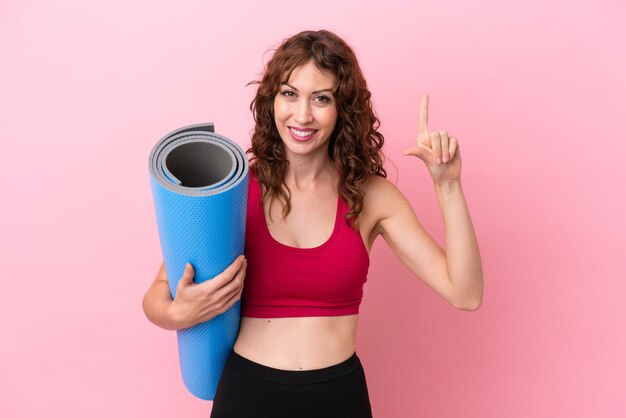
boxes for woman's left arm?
[373,176,483,311]
[382,93,483,310]
[432,179,483,310]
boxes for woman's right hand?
[167,255,248,329]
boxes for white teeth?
[290,127,316,138]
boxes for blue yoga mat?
[148,122,248,400]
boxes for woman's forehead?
[282,60,337,90]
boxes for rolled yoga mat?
[148,122,248,400]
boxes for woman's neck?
[284,154,338,191]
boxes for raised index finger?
[419,94,429,134]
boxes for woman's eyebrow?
[280,82,334,94]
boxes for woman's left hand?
[403,94,462,184]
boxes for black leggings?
[210,350,373,418]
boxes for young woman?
[143,29,483,418]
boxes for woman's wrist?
[433,179,462,191]
[165,301,189,331]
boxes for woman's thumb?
[403,146,430,162]
[179,263,195,285]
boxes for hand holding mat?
[148,122,248,400]
[169,257,247,329]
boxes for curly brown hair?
[246,29,387,229]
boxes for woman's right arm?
[142,255,247,331]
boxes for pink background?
[1,0,624,417]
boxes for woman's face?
[273,59,338,160]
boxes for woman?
[143,29,483,417]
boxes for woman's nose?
[294,99,314,124]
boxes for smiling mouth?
[289,127,318,139]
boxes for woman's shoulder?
[361,173,398,198]
[248,165,259,186]
[361,173,411,219]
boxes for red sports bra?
[241,170,370,318]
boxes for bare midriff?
[233,314,360,371]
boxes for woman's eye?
[315,95,331,103]
[281,90,295,97]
